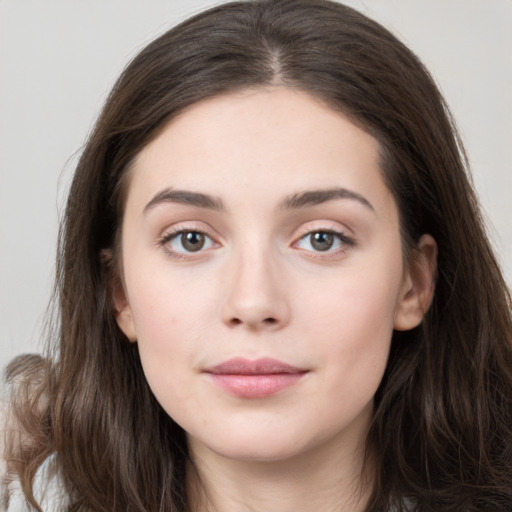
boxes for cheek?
[302,259,403,343]
[122,268,208,388]
[310,287,396,379]
[299,256,404,387]
[127,261,212,340]
[128,287,202,420]
[123,259,236,413]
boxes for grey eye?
[295,230,352,253]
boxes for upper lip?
[204,357,307,375]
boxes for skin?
[115,87,436,512]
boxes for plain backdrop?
[1,0,511,373]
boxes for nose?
[221,247,290,331]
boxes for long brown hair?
[3,1,512,510]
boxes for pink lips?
[204,357,307,398]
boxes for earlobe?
[101,248,137,342]
[394,234,437,331]
[115,303,138,342]
[113,282,137,342]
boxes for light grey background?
[1,0,511,373]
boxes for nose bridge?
[222,234,289,330]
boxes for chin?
[188,425,331,465]
[212,442,307,463]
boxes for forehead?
[125,87,393,217]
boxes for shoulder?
[3,455,67,512]
[1,356,65,511]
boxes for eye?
[164,230,216,254]
[295,230,353,253]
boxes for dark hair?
[3,0,512,510]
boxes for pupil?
[182,232,205,252]
[311,232,333,251]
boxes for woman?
[3,0,512,510]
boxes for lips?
[203,357,308,398]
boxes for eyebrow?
[281,188,375,212]
[143,188,225,213]
[143,186,374,214]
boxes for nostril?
[228,317,277,326]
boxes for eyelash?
[157,226,355,259]
[293,228,355,257]
[158,227,216,260]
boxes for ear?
[394,234,437,331]
[101,249,137,342]
[114,287,138,342]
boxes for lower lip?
[206,373,305,398]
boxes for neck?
[186,434,373,512]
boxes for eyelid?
[293,220,354,240]
[157,222,221,258]
[291,222,356,255]
[156,220,355,259]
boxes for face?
[116,88,433,465]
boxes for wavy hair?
[3,1,512,510]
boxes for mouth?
[203,357,308,398]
